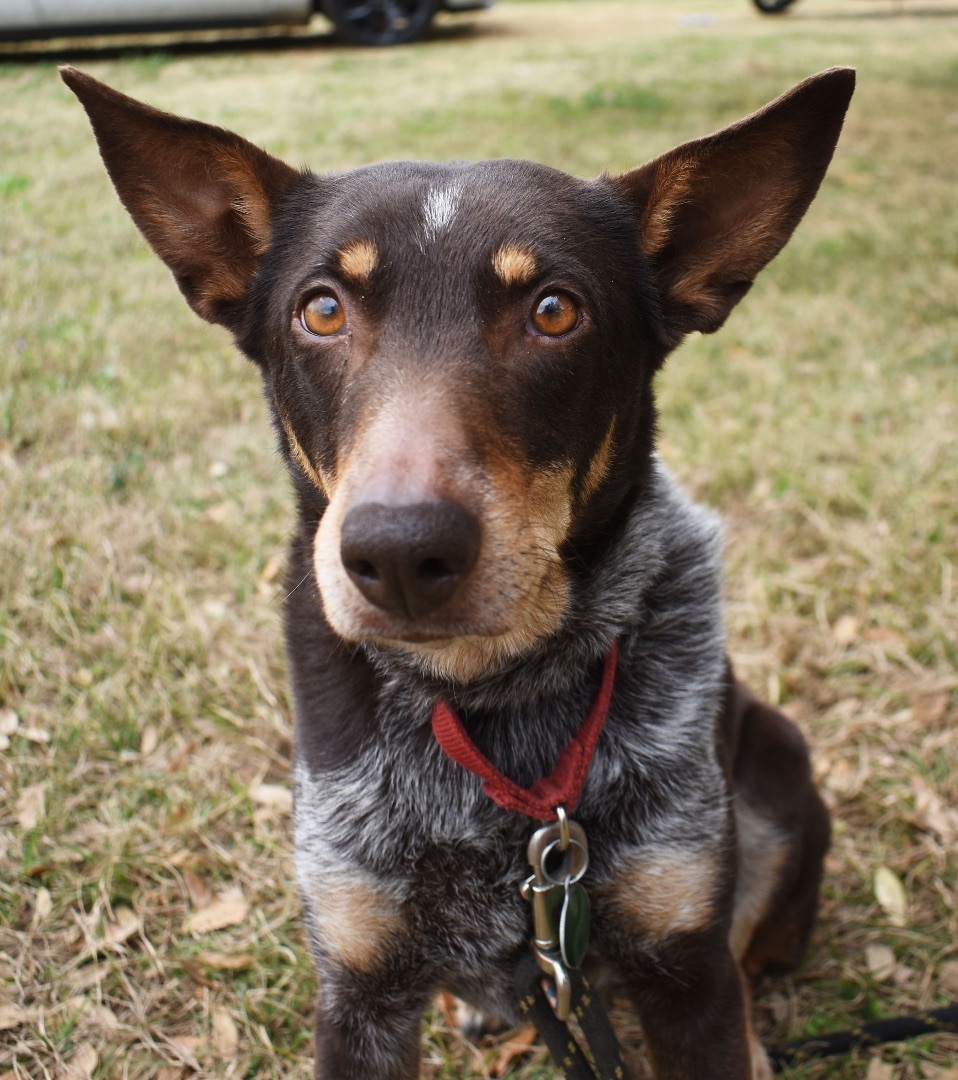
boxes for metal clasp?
[519,807,589,1020]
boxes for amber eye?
[301,292,346,337]
[530,291,579,337]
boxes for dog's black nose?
[340,500,481,619]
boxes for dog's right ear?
[60,67,301,329]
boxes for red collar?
[430,643,618,821]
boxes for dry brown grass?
[1,0,956,1076]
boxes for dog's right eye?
[300,292,346,337]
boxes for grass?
[1,0,957,1076]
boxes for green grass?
[1,1,957,1076]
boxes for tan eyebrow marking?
[492,244,538,287]
[337,240,378,283]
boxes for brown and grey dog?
[63,66,854,1079]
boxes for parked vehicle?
[753,0,799,11]
[0,0,492,46]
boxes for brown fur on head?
[61,66,855,682]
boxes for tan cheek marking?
[492,244,538,287]
[308,872,404,973]
[579,419,616,505]
[337,239,378,283]
[604,848,721,942]
[526,463,574,551]
[281,415,333,498]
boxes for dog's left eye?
[300,292,347,337]
[530,291,579,337]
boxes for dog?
[63,65,854,1079]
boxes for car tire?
[324,0,439,44]
[752,0,798,11]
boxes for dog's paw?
[749,1041,773,1080]
[453,999,510,1042]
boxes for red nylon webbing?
[430,643,618,821]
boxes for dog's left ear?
[613,67,855,345]
[60,67,301,329]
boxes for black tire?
[752,0,798,11]
[324,0,439,45]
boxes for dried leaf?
[140,724,159,757]
[196,950,255,971]
[33,886,52,926]
[940,959,958,996]
[911,777,958,845]
[212,1005,239,1059]
[832,614,860,646]
[100,905,140,948]
[182,869,215,911]
[865,943,896,982]
[16,782,45,829]
[186,890,249,936]
[169,1035,205,1060]
[492,1026,539,1077]
[22,726,51,744]
[874,867,908,926]
[913,693,949,726]
[250,783,293,813]
[0,708,19,736]
[64,1043,98,1079]
[866,1059,895,1080]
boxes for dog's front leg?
[312,970,429,1080]
[628,936,764,1080]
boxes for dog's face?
[252,159,657,679]
[62,67,854,682]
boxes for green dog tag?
[559,882,590,969]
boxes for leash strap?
[769,1002,958,1072]
[515,952,631,1080]
[432,644,618,820]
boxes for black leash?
[516,950,958,1079]
[769,1003,958,1072]
[515,950,631,1080]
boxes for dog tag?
[559,880,590,969]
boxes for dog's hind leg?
[728,685,831,982]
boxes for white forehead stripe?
[421,183,463,243]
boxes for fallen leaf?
[33,886,52,926]
[874,866,907,926]
[140,725,159,756]
[100,906,140,949]
[940,959,958,996]
[64,1043,98,1079]
[182,869,215,911]
[911,777,958,845]
[186,889,249,936]
[22,726,51,744]
[16,783,45,829]
[865,943,896,982]
[492,1026,539,1077]
[195,950,255,971]
[913,693,949,726]
[0,708,19,736]
[866,1059,894,1080]
[832,614,860,646]
[250,783,293,813]
[169,1035,205,1060]
[212,1006,239,1059]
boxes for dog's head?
[63,67,853,682]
